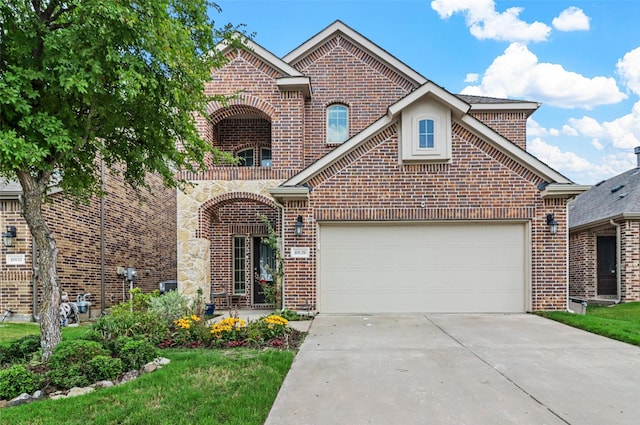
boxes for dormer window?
[327,104,348,143]
[401,100,451,162]
[418,119,435,149]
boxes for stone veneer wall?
[176,180,284,302]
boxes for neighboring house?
[174,20,586,313]
[569,151,640,303]
[0,171,177,321]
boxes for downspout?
[565,197,576,313]
[610,219,622,304]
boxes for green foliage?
[259,215,284,309]
[110,288,159,316]
[87,355,123,382]
[0,335,41,365]
[0,349,295,425]
[0,364,44,400]
[92,309,169,344]
[149,290,191,325]
[0,0,245,361]
[118,339,158,371]
[48,363,92,389]
[48,340,109,370]
[278,308,313,321]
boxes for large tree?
[0,0,241,360]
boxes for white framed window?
[418,118,435,149]
[327,104,348,143]
[261,148,272,167]
[237,149,254,167]
[401,100,451,162]
[233,236,246,295]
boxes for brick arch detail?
[206,95,276,125]
[197,192,280,239]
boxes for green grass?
[538,302,640,346]
[0,323,92,347]
[0,324,295,424]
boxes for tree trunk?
[16,171,61,361]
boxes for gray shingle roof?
[455,94,534,105]
[0,179,22,194]
[569,167,640,228]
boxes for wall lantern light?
[546,214,558,235]
[2,226,16,247]
[294,215,304,236]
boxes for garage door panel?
[319,223,526,313]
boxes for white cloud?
[527,118,560,138]
[528,138,591,172]
[562,125,579,136]
[568,102,640,149]
[461,42,627,109]
[464,73,479,83]
[592,139,604,151]
[552,7,590,31]
[430,0,551,42]
[528,138,634,184]
[617,47,640,96]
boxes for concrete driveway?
[265,314,640,425]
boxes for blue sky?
[214,0,640,185]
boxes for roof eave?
[269,186,310,202]
[570,212,640,232]
[276,76,312,99]
[216,35,303,77]
[540,183,591,199]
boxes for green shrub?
[149,290,190,325]
[0,335,41,365]
[87,355,123,382]
[118,339,158,370]
[48,340,109,370]
[0,364,44,400]
[109,288,159,316]
[92,310,169,344]
[48,363,91,389]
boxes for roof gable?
[283,20,427,88]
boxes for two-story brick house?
[176,21,587,313]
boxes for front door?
[597,236,617,296]
[253,237,276,304]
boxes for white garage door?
[318,222,527,313]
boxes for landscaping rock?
[67,387,95,398]
[93,380,115,388]
[120,370,139,384]
[154,357,171,366]
[143,363,159,374]
[0,400,7,408]
[32,390,44,400]
[49,392,67,400]
[8,393,32,407]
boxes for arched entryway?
[199,192,280,307]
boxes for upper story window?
[400,100,451,162]
[237,148,272,167]
[418,119,435,149]
[261,148,272,167]
[327,104,348,143]
[237,149,254,167]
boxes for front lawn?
[537,302,640,347]
[0,348,293,425]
